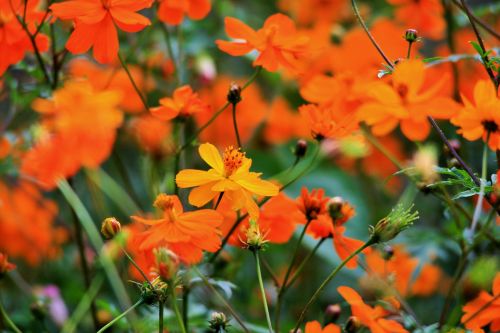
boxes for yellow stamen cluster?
[223,146,245,176]
[154,194,177,222]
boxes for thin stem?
[463,294,500,324]
[469,140,488,234]
[159,22,180,85]
[406,42,413,59]
[254,251,274,333]
[286,237,326,289]
[182,287,189,332]
[361,126,404,170]
[170,286,187,333]
[0,299,22,333]
[232,103,242,147]
[214,192,224,210]
[459,0,498,88]
[117,53,149,112]
[261,257,280,287]
[192,267,249,333]
[159,301,164,333]
[451,0,500,41]
[292,238,375,333]
[96,299,144,333]
[350,0,393,68]
[121,246,154,290]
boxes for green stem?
[96,299,144,333]
[192,267,249,333]
[159,22,180,85]
[170,286,187,333]
[286,237,326,289]
[121,246,154,289]
[469,141,488,234]
[275,219,313,332]
[361,126,404,170]
[61,275,104,333]
[0,299,22,333]
[406,42,413,59]
[117,53,149,112]
[292,238,375,333]
[159,301,164,333]
[232,103,242,147]
[254,251,273,333]
[182,287,189,332]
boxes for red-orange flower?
[0,252,15,275]
[304,320,340,333]
[338,286,408,333]
[0,0,49,76]
[129,114,172,156]
[216,14,309,72]
[157,0,211,25]
[452,80,500,151]
[132,194,223,264]
[299,103,358,141]
[50,0,153,64]
[388,0,445,40]
[461,273,500,331]
[150,85,211,121]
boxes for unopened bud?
[154,247,179,280]
[101,217,121,239]
[344,316,361,333]
[404,29,418,43]
[324,304,341,324]
[327,197,344,218]
[243,219,268,251]
[370,204,418,243]
[382,245,394,260]
[209,312,229,332]
[227,83,242,104]
[294,139,308,159]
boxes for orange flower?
[50,0,153,64]
[452,80,500,151]
[150,85,210,121]
[0,252,15,275]
[0,0,49,76]
[0,137,10,159]
[357,59,459,141]
[129,114,172,155]
[388,0,445,40]
[278,0,348,26]
[157,0,211,26]
[0,181,66,265]
[264,98,308,144]
[299,103,358,141]
[338,286,408,333]
[216,14,309,72]
[21,81,123,189]
[132,194,222,264]
[304,320,340,333]
[461,273,500,331]
[176,143,279,219]
[297,187,328,223]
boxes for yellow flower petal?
[188,182,219,207]
[176,169,223,188]
[234,174,279,196]
[199,143,224,174]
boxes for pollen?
[154,194,177,222]
[223,146,245,176]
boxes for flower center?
[101,0,112,9]
[482,120,498,133]
[396,84,409,100]
[154,194,177,223]
[223,146,245,176]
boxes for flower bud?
[208,312,229,332]
[101,217,121,239]
[0,253,15,278]
[154,247,179,280]
[370,205,419,243]
[227,82,242,104]
[324,304,341,324]
[294,139,308,159]
[327,197,355,226]
[243,219,268,251]
[344,316,361,333]
[404,29,418,43]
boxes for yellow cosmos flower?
[176,143,279,218]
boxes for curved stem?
[170,286,187,333]
[451,0,500,41]
[118,53,149,112]
[96,299,144,333]
[232,103,242,148]
[286,237,326,289]
[254,251,274,333]
[159,301,164,333]
[0,299,22,333]
[292,238,375,333]
[121,246,154,290]
[361,126,404,170]
[469,141,488,234]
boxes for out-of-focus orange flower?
[68,58,153,113]
[338,286,408,333]
[150,85,210,121]
[219,192,300,246]
[0,137,10,159]
[197,76,266,146]
[304,320,340,333]
[157,0,211,25]
[357,59,459,141]
[132,194,222,264]
[0,0,49,76]
[129,114,172,155]
[176,143,279,219]
[216,14,309,73]
[300,103,358,141]
[388,0,445,40]
[452,80,500,151]
[278,0,348,26]
[0,181,66,265]
[0,252,15,275]
[461,273,500,331]
[50,0,153,64]
[362,245,442,297]
[21,80,123,189]
[264,98,308,144]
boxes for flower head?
[461,273,500,331]
[150,85,211,121]
[297,187,329,222]
[371,205,419,243]
[176,143,279,218]
[157,0,211,26]
[299,103,358,141]
[304,320,340,333]
[216,14,309,72]
[132,194,223,264]
[101,217,122,239]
